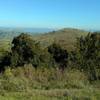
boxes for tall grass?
[0,65,100,99]
[0,64,90,92]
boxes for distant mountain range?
[0,27,54,33]
[0,27,54,39]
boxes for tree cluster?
[0,33,68,70]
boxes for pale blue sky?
[0,0,100,30]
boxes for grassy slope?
[0,66,100,100]
[33,28,88,51]
[0,89,100,100]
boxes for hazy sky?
[0,0,99,29]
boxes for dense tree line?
[0,32,100,80]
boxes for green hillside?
[0,29,100,100]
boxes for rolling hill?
[32,28,88,51]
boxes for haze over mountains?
[0,27,88,39]
[0,27,89,38]
[0,27,54,39]
[0,27,54,33]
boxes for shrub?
[48,43,68,70]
